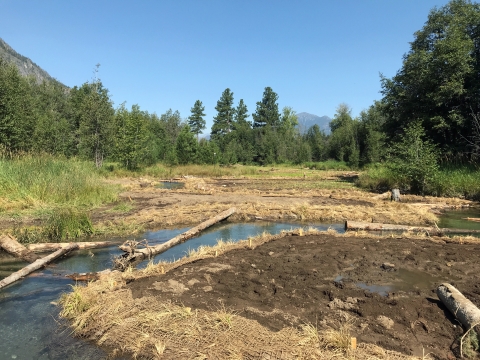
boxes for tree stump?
[391,188,401,202]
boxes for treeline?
[0,58,387,169]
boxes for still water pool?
[0,221,343,360]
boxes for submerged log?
[115,207,236,269]
[0,234,40,263]
[0,243,79,289]
[345,221,480,235]
[27,240,121,253]
[436,283,480,330]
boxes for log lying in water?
[0,234,40,263]
[345,221,480,235]
[436,283,480,330]
[27,240,121,253]
[0,243,79,290]
[115,207,236,269]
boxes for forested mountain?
[0,37,58,84]
[296,112,331,134]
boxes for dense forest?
[1,0,480,195]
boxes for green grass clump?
[303,161,350,171]
[0,155,118,212]
[43,208,93,241]
[357,163,480,198]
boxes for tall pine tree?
[252,87,280,128]
[211,88,234,141]
[188,100,206,140]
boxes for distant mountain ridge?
[296,112,331,134]
[0,37,58,84]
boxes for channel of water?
[0,221,343,360]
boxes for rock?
[328,298,358,310]
[377,315,394,329]
[202,286,213,292]
[251,264,257,269]
[381,262,395,270]
[268,251,275,256]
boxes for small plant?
[462,329,480,358]
[43,208,93,242]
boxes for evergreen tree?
[252,87,280,128]
[211,88,234,141]
[188,100,206,140]
[0,59,36,153]
[176,124,198,164]
[233,99,250,128]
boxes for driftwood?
[27,240,121,253]
[437,283,480,357]
[464,217,480,223]
[0,234,40,263]
[115,207,236,269]
[345,221,480,235]
[0,243,79,289]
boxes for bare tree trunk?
[115,207,236,269]
[0,243,79,289]
[27,240,122,253]
[345,221,480,235]
[0,235,39,263]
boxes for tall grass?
[357,163,480,198]
[0,155,118,212]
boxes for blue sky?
[0,0,451,131]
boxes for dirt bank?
[127,232,480,359]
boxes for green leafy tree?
[188,100,206,140]
[211,88,235,141]
[328,104,360,167]
[114,103,150,170]
[76,66,115,168]
[388,121,439,194]
[176,124,198,164]
[358,102,386,165]
[0,59,36,153]
[252,87,280,128]
[305,125,328,161]
[381,0,480,158]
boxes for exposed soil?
[128,233,480,359]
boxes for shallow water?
[0,221,343,359]
[156,181,184,190]
[355,268,442,296]
[438,208,480,231]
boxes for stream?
[0,221,343,360]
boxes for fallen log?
[464,217,480,222]
[436,283,480,330]
[115,207,236,269]
[0,234,40,263]
[437,283,480,357]
[345,220,480,235]
[27,240,121,253]
[0,243,79,290]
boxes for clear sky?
[0,0,451,131]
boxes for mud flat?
[61,230,480,359]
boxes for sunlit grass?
[0,155,119,214]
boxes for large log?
[0,243,79,289]
[436,283,480,329]
[115,207,236,269]
[345,221,480,235]
[27,240,121,253]
[0,234,40,263]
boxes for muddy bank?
[127,233,480,359]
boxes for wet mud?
[128,233,480,359]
